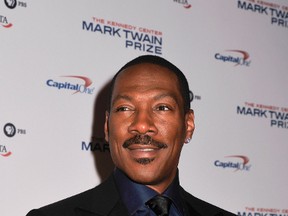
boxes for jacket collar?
[72,174,234,216]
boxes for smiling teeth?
[141,148,155,152]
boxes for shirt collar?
[113,168,184,215]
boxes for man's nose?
[128,110,157,135]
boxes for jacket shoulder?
[26,175,121,216]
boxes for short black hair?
[108,55,191,113]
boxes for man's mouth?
[126,144,160,158]
[122,135,167,149]
[128,148,158,165]
[122,135,167,164]
[127,145,160,151]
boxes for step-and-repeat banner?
[1,0,287,215]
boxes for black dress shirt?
[113,168,185,216]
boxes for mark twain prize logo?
[82,17,163,55]
[214,155,251,171]
[237,0,288,29]
[215,50,251,66]
[46,75,95,95]
[237,102,288,129]
[238,206,288,216]
[81,137,109,153]
[173,0,192,9]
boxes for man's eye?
[115,106,130,112]
[156,105,171,111]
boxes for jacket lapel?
[75,175,129,216]
[180,187,235,216]
[75,201,129,216]
[106,200,130,216]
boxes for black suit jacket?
[26,175,236,216]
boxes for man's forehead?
[111,64,183,104]
[108,61,188,112]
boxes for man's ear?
[184,109,195,144]
[104,111,109,142]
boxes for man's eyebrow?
[111,94,132,105]
[153,93,178,103]
[111,93,179,106]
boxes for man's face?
[105,63,194,193]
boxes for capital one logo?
[46,75,95,95]
[214,155,251,171]
[215,50,251,66]
[174,0,192,9]
[1,123,15,157]
[0,146,12,157]
[0,15,13,28]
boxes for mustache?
[122,135,168,149]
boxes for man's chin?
[134,157,155,165]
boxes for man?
[27,55,236,216]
